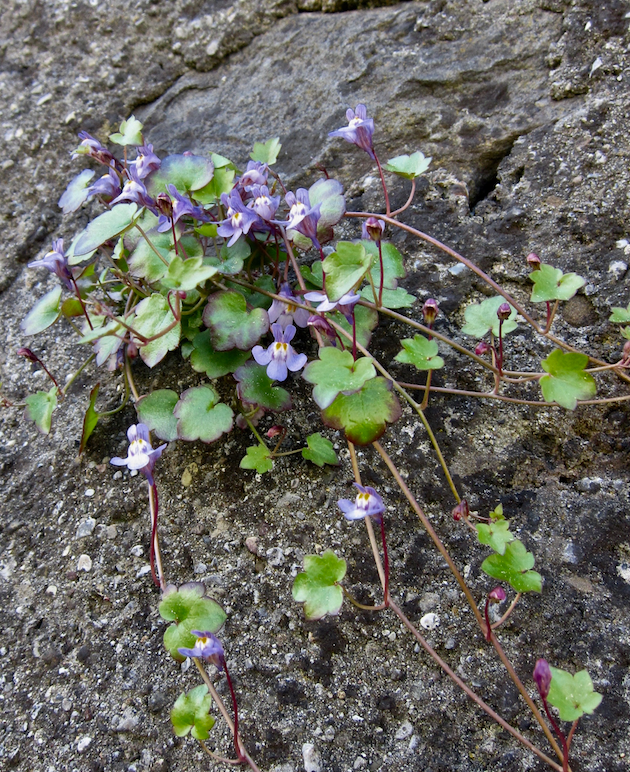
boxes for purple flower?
[110,423,166,486]
[284,189,322,250]
[157,184,208,233]
[87,165,122,203]
[28,239,74,290]
[304,290,361,322]
[250,185,280,222]
[252,323,307,382]
[362,217,385,241]
[72,131,116,166]
[329,104,375,160]
[133,144,161,179]
[217,191,261,245]
[239,160,268,188]
[338,483,385,523]
[268,283,310,329]
[533,659,552,700]
[178,630,225,670]
[110,165,156,210]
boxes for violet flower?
[329,104,376,160]
[110,423,166,486]
[28,239,74,290]
[133,144,161,179]
[338,483,385,523]
[157,183,208,232]
[268,283,310,329]
[304,290,361,323]
[110,165,156,210]
[362,216,385,241]
[239,160,268,188]
[178,630,225,671]
[72,131,116,166]
[252,323,307,382]
[283,189,322,249]
[250,185,280,222]
[87,165,122,203]
[217,191,261,245]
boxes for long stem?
[125,353,139,402]
[149,482,165,591]
[541,696,570,772]
[193,659,260,772]
[389,599,563,772]
[223,663,244,762]
[377,240,384,307]
[390,178,416,217]
[61,352,96,396]
[134,223,169,266]
[373,153,391,216]
[71,277,93,330]
[373,441,481,626]
[348,442,387,594]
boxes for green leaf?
[58,169,95,214]
[476,519,514,556]
[240,444,274,474]
[302,433,339,467]
[383,151,432,179]
[136,389,179,442]
[190,330,250,379]
[331,305,379,349]
[174,386,234,443]
[540,349,597,410]
[79,384,100,454]
[529,264,586,303]
[302,347,376,409]
[234,362,292,411]
[61,297,85,318]
[462,296,518,338]
[194,162,236,205]
[128,231,203,282]
[250,137,281,165]
[292,550,347,620]
[171,685,216,740]
[202,291,269,351]
[133,293,181,368]
[159,584,226,662]
[361,240,406,290]
[321,377,402,446]
[300,260,323,290]
[146,154,214,195]
[395,335,444,371]
[20,287,62,335]
[24,386,58,435]
[109,115,143,146]
[547,667,603,722]
[322,241,372,302]
[73,203,140,257]
[609,302,630,324]
[481,540,542,593]
[160,255,217,291]
[206,236,252,276]
[360,286,416,309]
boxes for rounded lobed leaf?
[547,667,603,722]
[190,330,251,379]
[20,287,63,335]
[73,203,140,257]
[540,349,596,410]
[234,361,292,411]
[174,386,234,443]
[395,335,444,371]
[322,241,372,302]
[462,296,518,338]
[292,550,347,620]
[171,685,216,740]
[302,433,339,467]
[202,291,269,351]
[481,540,542,593]
[136,389,179,442]
[321,377,402,446]
[146,153,214,195]
[302,347,376,409]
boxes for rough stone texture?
[1,1,630,771]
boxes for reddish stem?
[223,662,244,762]
[377,240,384,306]
[541,696,569,772]
[379,517,390,604]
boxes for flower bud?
[475,341,490,356]
[156,192,173,218]
[17,347,39,363]
[526,252,541,270]
[623,340,630,366]
[533,658,552,699]
[488,586,506,603]
[266,425,284,439]
[497,302,511,321]
[422,298,439,327]
[362,217,385,242]
[452,499,470,521]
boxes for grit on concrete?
[1,1,630,771]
